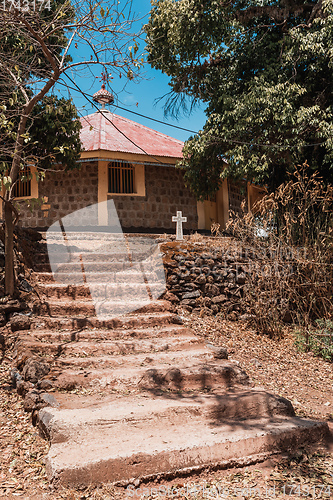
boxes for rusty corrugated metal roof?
[80,111,184,159]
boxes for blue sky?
[55,0,207,143]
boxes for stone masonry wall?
[161,239,293,323]
[109,165,198,230]
[17,162,98,228]
[161,240,249,321]
[18,163,198,230]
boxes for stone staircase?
[14,232,329,488]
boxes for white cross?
[172,211,187,240]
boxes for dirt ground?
[1,314,332,499]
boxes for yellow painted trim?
[198,179,230,231]
[247,182,251,212]
[98,160,108,225]
[80,149,180,165]
[0,190,3,219]
[135,164,145,196]
[205,200,217,230]
[12,165,39,201]
[221,179,229,229]
[212,179,229,231]
[198,200,218,231]
[31,166,38,198]
[197,201,205,230]
[247,182,267,212]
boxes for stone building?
[2,85,265,232]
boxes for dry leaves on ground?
[184,313,333,421]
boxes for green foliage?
[24,197,46,214]
[29,96,82,171]
[0,176,12,191]
[295,320,333,362]
[0,95,82,174]
[146,0,333,196]
[180,133,226,201]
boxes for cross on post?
[172,211,187,241]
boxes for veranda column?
[98,159,108,226]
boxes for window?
[13,166,31,198]
[108,161,135,194]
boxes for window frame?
[107,161,136,195]
[12,165,38,200]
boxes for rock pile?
[0,224,41,301]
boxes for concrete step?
[56,339,210,369]
[31,311,182,331]
[34,263,53,272]
[45,232,157,244]
[37,234,161,267]
[45,233,158,250]
[51,261,156,274]
[37,392,329,487]
[35,269,163,284]
[55,345,211,369]
[50,355,250,392]
[37,283,91,299]
[45,250,153,263]
[33,299,172,318]
[21,324,190,343]
[34,260,162,274]
[15,334,202,358]
[37,282,165,300]
[40,389,295,424]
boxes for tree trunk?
[3,75,58,297]
[4,113,29,297]
[4,201,15,296]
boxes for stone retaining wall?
[161,241,250,320]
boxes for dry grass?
[226,163,333,340]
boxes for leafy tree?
[0,95,81,181]
[0,0,143,295]
[28,96,82,171]
[145,0,333,199]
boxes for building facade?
[2,96,265,232]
